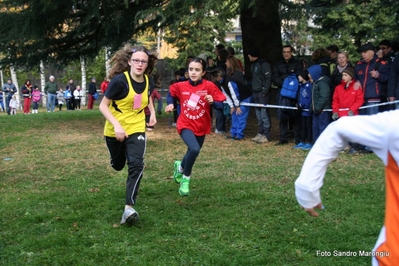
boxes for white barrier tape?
[240,100,399,112]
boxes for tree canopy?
[1,0,399,71]
[0,0,164,68]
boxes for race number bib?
[187,93,200,110]
[133,94,142,109]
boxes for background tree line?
[0,0,398,87]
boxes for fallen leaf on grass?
[88,188,100,193]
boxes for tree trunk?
[40,61,46,107]
[240,0,282,77]
[80,56,87,106]
[10,66,20,109]
[0,70,4,90]
[105,47,111,78]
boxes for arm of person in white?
[294,111,396,214]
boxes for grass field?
[0,107,385,265]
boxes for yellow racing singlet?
[104,71,149,137]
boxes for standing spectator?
[326,44,339,64]
[101,77,110,94]
[387,52,399,109]
[227,46,244,72]
[331,67,364,154]
[212,68,252,140]
[66,78,76,110]
[99,44,157,225]
[377,40,395,112]
[332,67,364,118]
[377,39,395,61]
[9,95,18,115]
[214,44,225,65]
[0,91,4,112]
[213,50,229,135]
[355,42,390,115]
[88,77,97,110]
[56,88,65,111]
[248,46,272,143]
[312,47,335,78]
[64,86,72,110]
[293,70,313,150]
[31,85,41,113]
[2,78,17,115]
[331,51,353,88]
[21,80,33,114]
[165,57,226,196]
[206,56,216,72]
[44,75,57,112]
[73,85,83,110]
[225,55,245,82]
[272,45,304,145]
[216,49,228,72]
[308,64,332,143]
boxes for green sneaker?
[179,178,190,196]
[173,161,183,184]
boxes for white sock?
[179,165,183,173]
[183,175,190,180]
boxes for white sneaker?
[251,133,262,142]
[256,135,269,143]
[120,207,139,225]
[215,129,226,135]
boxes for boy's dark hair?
[227,46,235,55]
[326,45,339,53]
[218,49,229,61]
[215,44,225,51]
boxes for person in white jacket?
[295,110,399,265]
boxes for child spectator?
[211,68,252,140]
[31,86,41,113]
[9,95,18,115]
[165,57,226,196]
[331,67,364,154]
[0,91,5,112]
[308,65,332,143]
[64,87,72,110]
[73,86,83,110]
[332,67,364,119]
[293,70,313,150]
[56,88,65,111]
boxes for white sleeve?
[228,82,240,107]
[221,86,233,107]
[294,111,397,209]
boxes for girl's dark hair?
[189,57,207,72]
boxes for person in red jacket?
[100,77,110,94]
[332,67,364,154]
[332,67,364,118]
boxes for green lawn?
[0,108,384,265]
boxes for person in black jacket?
[88,77,97,110]
[387,52,399,110]
[248,47,272,143]
[272,45,304,145]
